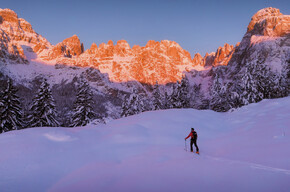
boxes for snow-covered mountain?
[0,7,289,125]
[0,96,289,192]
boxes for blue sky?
[1,0,289,56]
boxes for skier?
[185,128,199,154]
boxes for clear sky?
[1,0,289,57]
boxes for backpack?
[192,131,198,139]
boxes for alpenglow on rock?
[247,7,290,37]
[0,7,289,124]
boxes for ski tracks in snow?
[204,155,290,175]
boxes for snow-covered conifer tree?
[267,66,289,98]
[240,66,263,105]
[209,74,222,110]
[163,91,170,109]
[71,80,97,127]
[152,81,163,110]
[179,75,190,108]
[121,95,130,117]
[227,80,243,109]
[189,83,201,109]
[169,81,182,108]
[121,88,144,117]
[0,78,24,133]
[279,67,289,97]
[209,74,231,111]
[253,63,272,99]
[28,79,59,127]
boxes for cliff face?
[191,43,236,68]
[0,7,289,85]
[0,8,241,84]
[0,9,50,64]
[39,35,83,60]
[0,9,50,46]
[247,7,290,37]
[38,39,197,84]
[228,7,290,75]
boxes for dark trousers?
[190,139,199,152]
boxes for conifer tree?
[169,81,182,108]
[152,81,163,110]
[279,67,289,97]
[256,64,271,99]
[163,91,170,109]
[28,79,59,127]
[137,93,146,113]
[209,74,222,110]
[179,75,190,108]
[227,80,243,109]
[208,71,232,111]
[267,65,289,98]
[0,78,24,133]
[218,82,232,111]
[121,95,130,117]
[71,80,97,127]
[240,66,262,105]
[121,88,144,117]
[190,83,201,109]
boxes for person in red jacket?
[185,128,199,154]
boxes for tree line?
[0,61,288,133]
[0,78,96,133]
[121,62,289,117]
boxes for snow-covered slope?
[0,97,289,192]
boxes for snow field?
[0,97,290,192]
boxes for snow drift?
[0,97,290,192]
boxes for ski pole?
[184,140,187,151]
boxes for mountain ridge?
[0,7,239,84]
[0,7,289,126]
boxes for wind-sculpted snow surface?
[0,97,289,192]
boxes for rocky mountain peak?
[0,8,50,46]
[247,7,290,37]
[116,40,130,49]
[107,40,114,47]
[0,8,51,63]
[86,43,98,54]
[39,35,83,60]
[0,8,19,23]
[192,53,203,66]
[212,43,235,67]
[146,40,158,48]
[62,35,83,56]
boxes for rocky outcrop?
[192,53,203,66]
[40,35,83,60]
[247,7,290,37]
[212,43,235,67]
[0,8,241,84]
[0,8,50,46]
[228,7,290,72]
[0,8,50,63]
[0,27,27,63]
[45,39,196,84]
[191,43,236,68]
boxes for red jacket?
[185,131,197,140]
